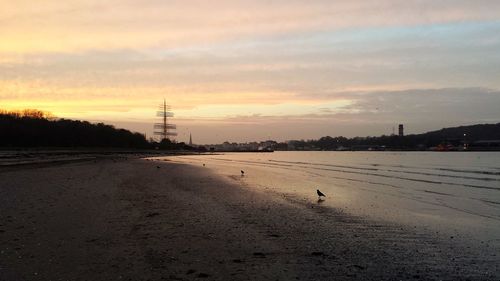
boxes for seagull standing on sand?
[241,170,245,176]
[317,189,326,200]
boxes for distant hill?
[286,123,500,151]
[0,109,150,148]
[402,123,500,150]
[415,123,500,142]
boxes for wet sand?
[0,158,498,280]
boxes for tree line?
[2,109,499,150]
[0,109,191,150]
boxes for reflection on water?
[165,151,500,244]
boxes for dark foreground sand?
[0,158,498,281]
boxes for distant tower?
[189,133,193,146]
[154,99,177,141]
[398,124,404,137]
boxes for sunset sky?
[1,1,500,143]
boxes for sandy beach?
[1,157,499,281]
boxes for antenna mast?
[154,99,177,141]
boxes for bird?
[317,189,326,199]
[203,163,205,167]
[241,170,245,176]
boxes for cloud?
[174,87,500,126]
[1,0,500,53]
[2,19,500,100]
[1,1,500,142]
[5,85,495,143]
[167,87,500,142]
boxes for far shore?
[0,157,498,280]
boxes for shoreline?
[0,149,201,168]
[165,152,500,246]
[1,158,498,280]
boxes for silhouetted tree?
[0,110,151,149]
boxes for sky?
[1,0,500,144]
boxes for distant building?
[189,133,192,146]
[398,124,404,137]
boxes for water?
[166,151,500,245]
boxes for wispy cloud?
[1,0,500,53]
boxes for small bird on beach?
[241,170,245,176]
[317,189,326,199]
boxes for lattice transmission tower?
[154,100,177,141]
